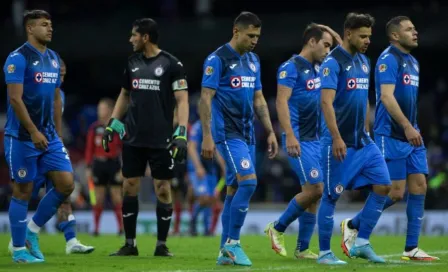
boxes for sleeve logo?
[205,66,214,75]
[7,64,15,73]
[323,67,330,76]
[379,64,387,73]
[279,71,287,79]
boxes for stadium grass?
[0,234,447,271]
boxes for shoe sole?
[68,248,95,254]
[401,256,440,261]
[340,220,354,259]
[264,225,286,257]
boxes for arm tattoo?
[254,100,274,134]
[199,88,215,136]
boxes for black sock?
[347,219,356,230]
[156,200,173,244]
[122,196,139,246]
[405,245,417,252]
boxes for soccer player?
[85,98,123,236]
[187,119,225,236]
[200,11,278,266]
[341,16,439,261]
[104,18,189,257]
[317,13,392,265]
[3,10,75,263]
[265,23,341,259]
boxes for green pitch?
[0,234,447,272]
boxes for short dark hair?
[302,23,326,45]
[234,11,261,29]
[386,16,411,37]
[344,13,375,30]
[133,18,159,44]
[23,10,51,28]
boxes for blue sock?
[220,195,233,248]
[275,198,305,232]
[9,197,29,247]
[405,194,425,250]
[58,217,76,242]
[228,182,256,241]
[297,211,316,251]
[383,195,396,210]
[351,195,395,230]
[317,195,336,252]
[358,192,387,240]
[203,207,211,234]
[32,188,66,227]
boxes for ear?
[391,31,399,41]
[309,37,317,47]
[344,29,351,40]
[232,26,239,37]
[143,33,150,43]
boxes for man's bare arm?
[380,84,412,129]
[8,84,39,134]
[174,90,189,127]
[54,88,63,136]
[321,89,341,139]
[276,85,293,136]
[111,88,131,120]
[198,87,216,136]
[254,91,274,134]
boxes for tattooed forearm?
[254,93,274,134]
[199,88,216,136]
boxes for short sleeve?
[3,52,26,84]
[201,54,222,90]
[277,61,298,89]
[376,53,398,85]
[320,57,340,91]
[254,62,262,91]
[171,59,188,91]
[121,65,131,90]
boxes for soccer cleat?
[216,250,234,265]
[264,222,287,257]
[66,239,95,254]
[26,228,44,260]
[222,243,252,266]
[154,244,174,257]
[340,218,357,258]
[109,244,139,256]
[401,248,440,261]
[317,252,347,265]
[349,244,385,263]
[12,249,45,263]
[294,249,318,259]
[8,240,13,254]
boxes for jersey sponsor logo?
[172,79,188,90]
[17,168,27,178]
[323,67,330,76]
[230,76,242,88]
[154,66,164,77]
[346,78,356,90]
[7,64,15,73]
[132,78,161,91]
[279,71,287,79]
[346,78,369,90]
[240,158,251,169]
[310,168,319,178]
[205,66,213,75]
[306,79,315,90]
[249,62,257,72]
[230,76,256,88]
[34,72,58,84]
[403,74,419,86]
[379,64,387,72]
[362,64,369,74]
[335,184,344,194]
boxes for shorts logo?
[279,71,287,79]
[17,168,27,178]
[240,158,250,170]
[249,62,257,72]
[230,76,242,88]
[205,66,213,75]
[335,184,344,194]
[362,64,369,74]
[154,66,164,77]
[310,168,319,178]
[52,60,58,68]
[346,78,356,90]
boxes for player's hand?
[201,135,215,160]
[31,130,49,150]
[332,137,347,161]
[285,133,301,158]
[404,125,423,146]
[167,125,188,163]
[267,131,279,159]
[102,118,126,152]
[196,166,206,179]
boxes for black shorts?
[122,144,174,180]
[92,158,122,186]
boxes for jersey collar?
[225,43,247,59]
[294,54,313,68]
[336,45,357,60]
[389,44,409,57]
[25,42,48,57]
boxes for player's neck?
[27,38,47,54]
[229,39,245,55]
[142,44,161,58]
[299,49,313,64]
[391,42,411,54]
[341,41,357,56]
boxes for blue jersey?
[3,42,62,141]
[374,45,420,141]
[188,120,217,174]
[201,43,262,145]
[320,46,372,148]
[277,55,321,141]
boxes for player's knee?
[59,181,75,196]
[156,181,172,202]
[389,186,404,202]
[310,183,323,201]
[408,175,427,194]
[123,178,140,195]
[372,184,391,196]
[12,182,33,200]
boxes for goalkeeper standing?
[102,18,189,257]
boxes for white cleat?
[340,218,358,258]
[8,239,13,255]
[401,248,440,261]
[66,239,95,254]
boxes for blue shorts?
[321,142,391,200]
[216,139,256,187]
[282,136,323,185]
[31,174,53,199]
[4,136,73,183]
[189,172,218,197]
[376,135,428,180]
